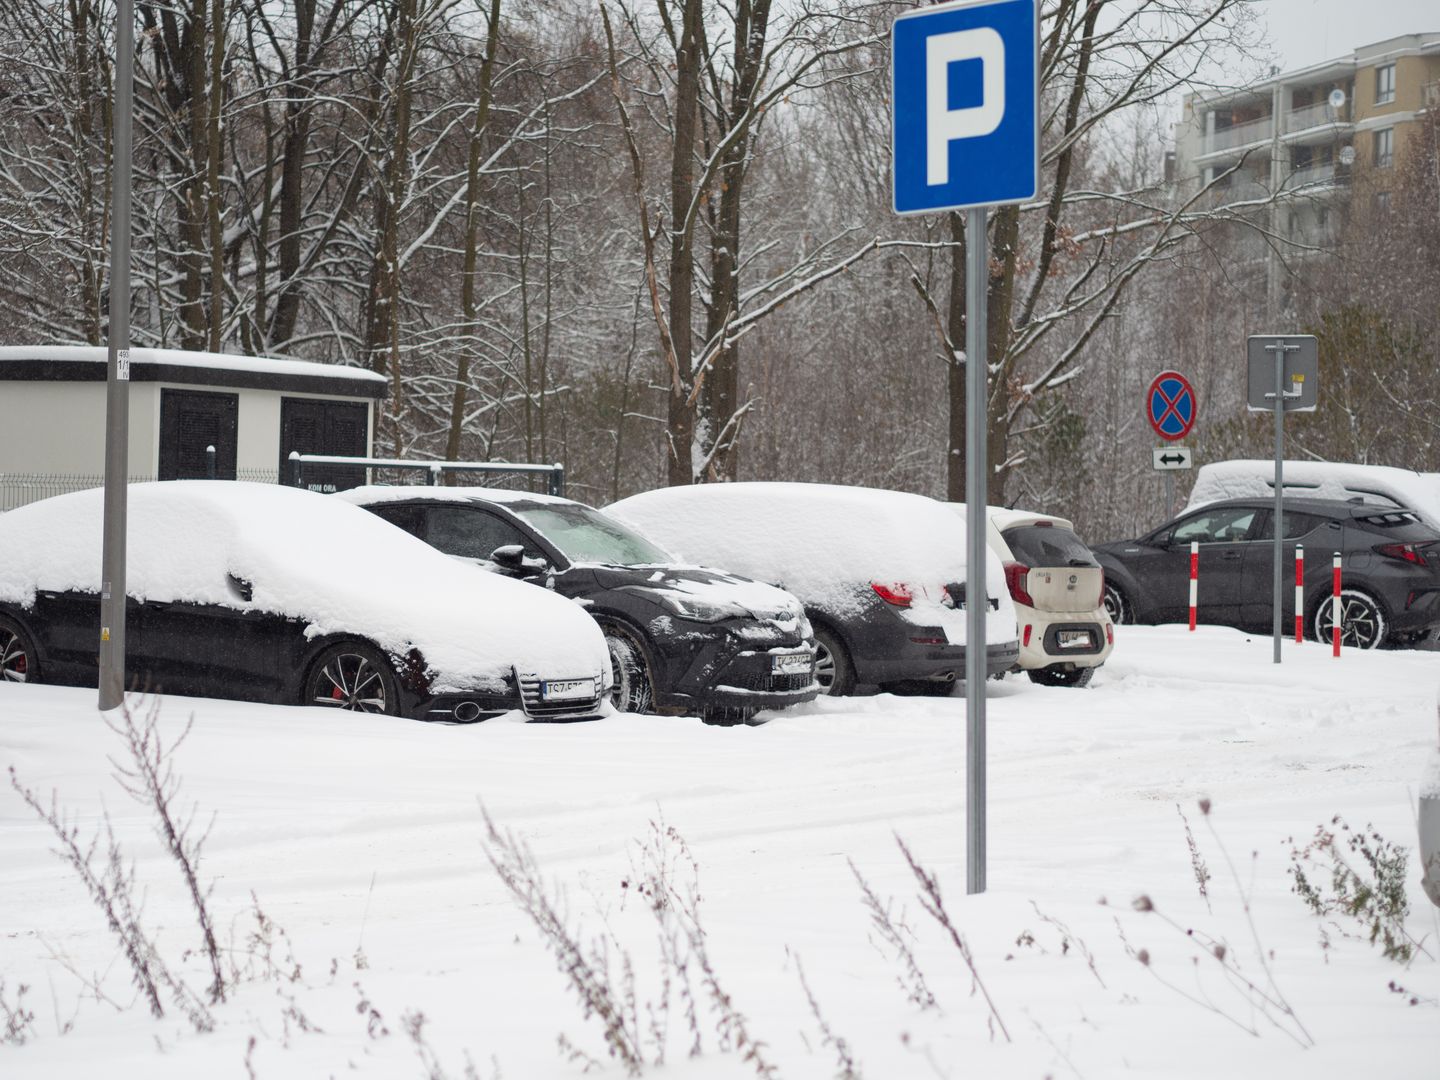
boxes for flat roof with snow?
[0,346,387,399]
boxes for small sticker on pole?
[116,348,131,382]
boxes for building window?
[1374,191,1391,214]
[1375,63,1395,105]
[1374,127,1394,168]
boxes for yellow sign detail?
[101,627,110,641]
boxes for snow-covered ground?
[2,626,1437,1078]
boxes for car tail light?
[871,582,913,607]
[1376,542,1428,566]
[909,636,946,645]
[1003,562,1033,607]
[1106,623,1114,645]
[1022,624,1032,647]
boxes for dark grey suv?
[1092,498,1440,648]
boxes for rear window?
[1354,510,1440,544]
[1001,524,1098,568]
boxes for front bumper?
[418,669,607,723]
[649,617,819,713]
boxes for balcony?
[1285,164,1346,190]
[1200,115,1273,157]
[1284,101,1351,135]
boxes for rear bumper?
[1014,610,1114,670]
[859,638,1020,684]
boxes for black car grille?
[723,671,813,694]
[516,674,602,719]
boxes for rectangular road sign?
[1152,446,1193,471]
[892,0,1038,214]
[1247,335,1318,412]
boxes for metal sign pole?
[99,0,133,710]
[965,204,988,896]
[1271,344,1285,664]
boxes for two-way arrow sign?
[1152,446,1193,471]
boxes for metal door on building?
[279,398,369,492]
[159,389,238,480]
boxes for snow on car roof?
[0,345,386,384]
[987,507,1077,533]
[334,484,575,508]
[1188,460,1440,529]
[0,482,606,692]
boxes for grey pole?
[964,206,988,895]
[1272,342,1285,664]
[99,0,133,710]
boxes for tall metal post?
[964,206,988,895]
[1271,344,1285,664]
[99,0,133,710]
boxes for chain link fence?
[0,470,280,513]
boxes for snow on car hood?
[588,564,806,624]
[0,482,609,693]
[607,482,1016,645]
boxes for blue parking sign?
[892,0,1038,215]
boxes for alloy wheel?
[1,628,31,682]
[313,652,390,712]
[1313,590,1387,650]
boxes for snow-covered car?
[608,483,1019,696]
[1188,459,1440,530]
[336,486,818,723]
[986,508,1114,687]
[0,482,611,721]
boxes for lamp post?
[99,0,133,710]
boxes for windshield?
[513,502,674,566]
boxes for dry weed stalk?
[1119,799,1313,1048]
[0,978,37,1045]
[895,835,1011,1043]
[1176,803,1212,914]
[8,765,211,1029]
[794,953,863,1080]
[104,697,225,1003]
[1027,903,1106,988]
[848,857,937,1009]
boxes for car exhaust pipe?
[453,700,482,722]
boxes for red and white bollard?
[1188,540,1199,631]
[1295,544,1304,644]
[1332,553,1343,658]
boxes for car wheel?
[1027,664,1095,688]
[604,627,654,714]
[812,626,855,696]
[1102,582,1130,624]
[0,616,39,683]
[1312,589,1388,650]
[305,643,400,714]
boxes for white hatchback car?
[986,508,1114,687]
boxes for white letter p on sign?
[925,28,1005,186]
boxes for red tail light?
[1376,542,1428,566]
[871,582,913,607]
[1003,561,1033,607]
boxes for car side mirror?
[491,544,548,577]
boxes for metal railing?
[1202,116,1274,155]
[0,469,279,512]
[1284,102,1350,134]
[285,453,566,497]
[1285,163,1344,190]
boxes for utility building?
[0,346,386,509]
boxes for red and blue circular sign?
[1147,370,1196,442]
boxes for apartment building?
[1170,33,1439,310]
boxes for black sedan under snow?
[0,483,611,720]
[338,487,819,723]
[1091,497,1440,648]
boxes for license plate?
[1057,630,1092,650]
[542,678,594,701]
[772,651,812,676]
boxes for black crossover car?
[1092,497,1440,648]
[339,488,819,722]
[0,483,611,720]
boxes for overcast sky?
[1259,0,1435,70]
